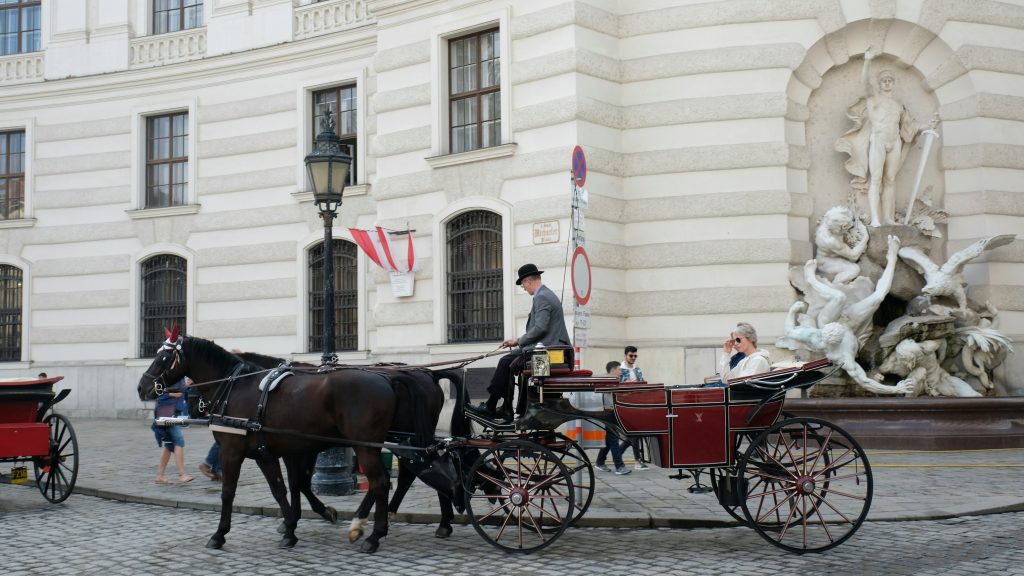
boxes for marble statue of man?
[815,205,869,285]
[835,50,933,227]
[875,338,982,397]
[778,235,911,395]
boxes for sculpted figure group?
[769,48,1016,397]
[778,204,1015,397]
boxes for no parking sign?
[571,246,591,306]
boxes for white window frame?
[292,69,369,203]
[428,7,513,163]
[430,198,513,352]
[127,98,200,218]
[127,244,195,360]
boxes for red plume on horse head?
[163,324,181,342]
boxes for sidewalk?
[47,418,1024,527]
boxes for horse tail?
[394,370,437,448]
[430,368,470,437]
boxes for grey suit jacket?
[517,284,571,349]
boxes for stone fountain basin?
[784,397,1024,450]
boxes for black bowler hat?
[516,263,544,285]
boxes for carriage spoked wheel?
[33,413,79,504]
[464,439,576,553]
[531,432,594,530]
[738,417,872,553]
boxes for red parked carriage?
[0,376,78,503]
[455,353,872,554]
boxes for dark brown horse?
[236,352,471,540]
[137,332,432,553]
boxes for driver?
[468,263,572,422]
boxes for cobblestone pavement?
[2,484,1022,576]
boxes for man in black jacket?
[469,263,572,422]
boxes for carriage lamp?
[530,343,551,378]
[306,108,355,495]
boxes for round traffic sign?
[571,246,592,306]
[571,145,587,187]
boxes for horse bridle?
[143,337,185,396]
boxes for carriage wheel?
[738,417,872,553]
[464,440,575,553]
[534,432,594,530]
[33,413,79,503]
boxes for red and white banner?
[348,226,417,273]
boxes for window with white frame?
[448,28,501,154]
[312,85,358,186]
[0,264,21,361]
[0,0,40,55]
[153,0,204,35]
[145,112,189,209]
[0,130,25,220]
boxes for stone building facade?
[0,0,1021,416]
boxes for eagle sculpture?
[897,235,1016,311]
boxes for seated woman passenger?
[717,322,771,382]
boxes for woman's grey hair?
[734,322,758,347]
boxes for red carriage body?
[0,376,78,503]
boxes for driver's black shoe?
[467,402,497,420]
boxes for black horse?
[236,352,472,541]
[137,331,434,553]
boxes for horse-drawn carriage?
[139,334,871,555]
[450,348,871,554]
[0,376,78,503]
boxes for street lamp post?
[306,109,356,496]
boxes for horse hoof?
[206,536,225,549]
[348,528,363,543]
[324,506,338,524]
[359,540,380,554]
[277,521,286,534]
[279,536,298,549]
[434,525,453,539]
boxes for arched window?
[140,254,187,357]
[308,239,358,352]
[446,210,502,343]
[0,265,22,361]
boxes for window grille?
[140,255,187,357]
[447,210,502,343]
[308,239,358,352]
[0,265,22,361]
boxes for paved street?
[2,417,1023,575]
[2,484,1023,575]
